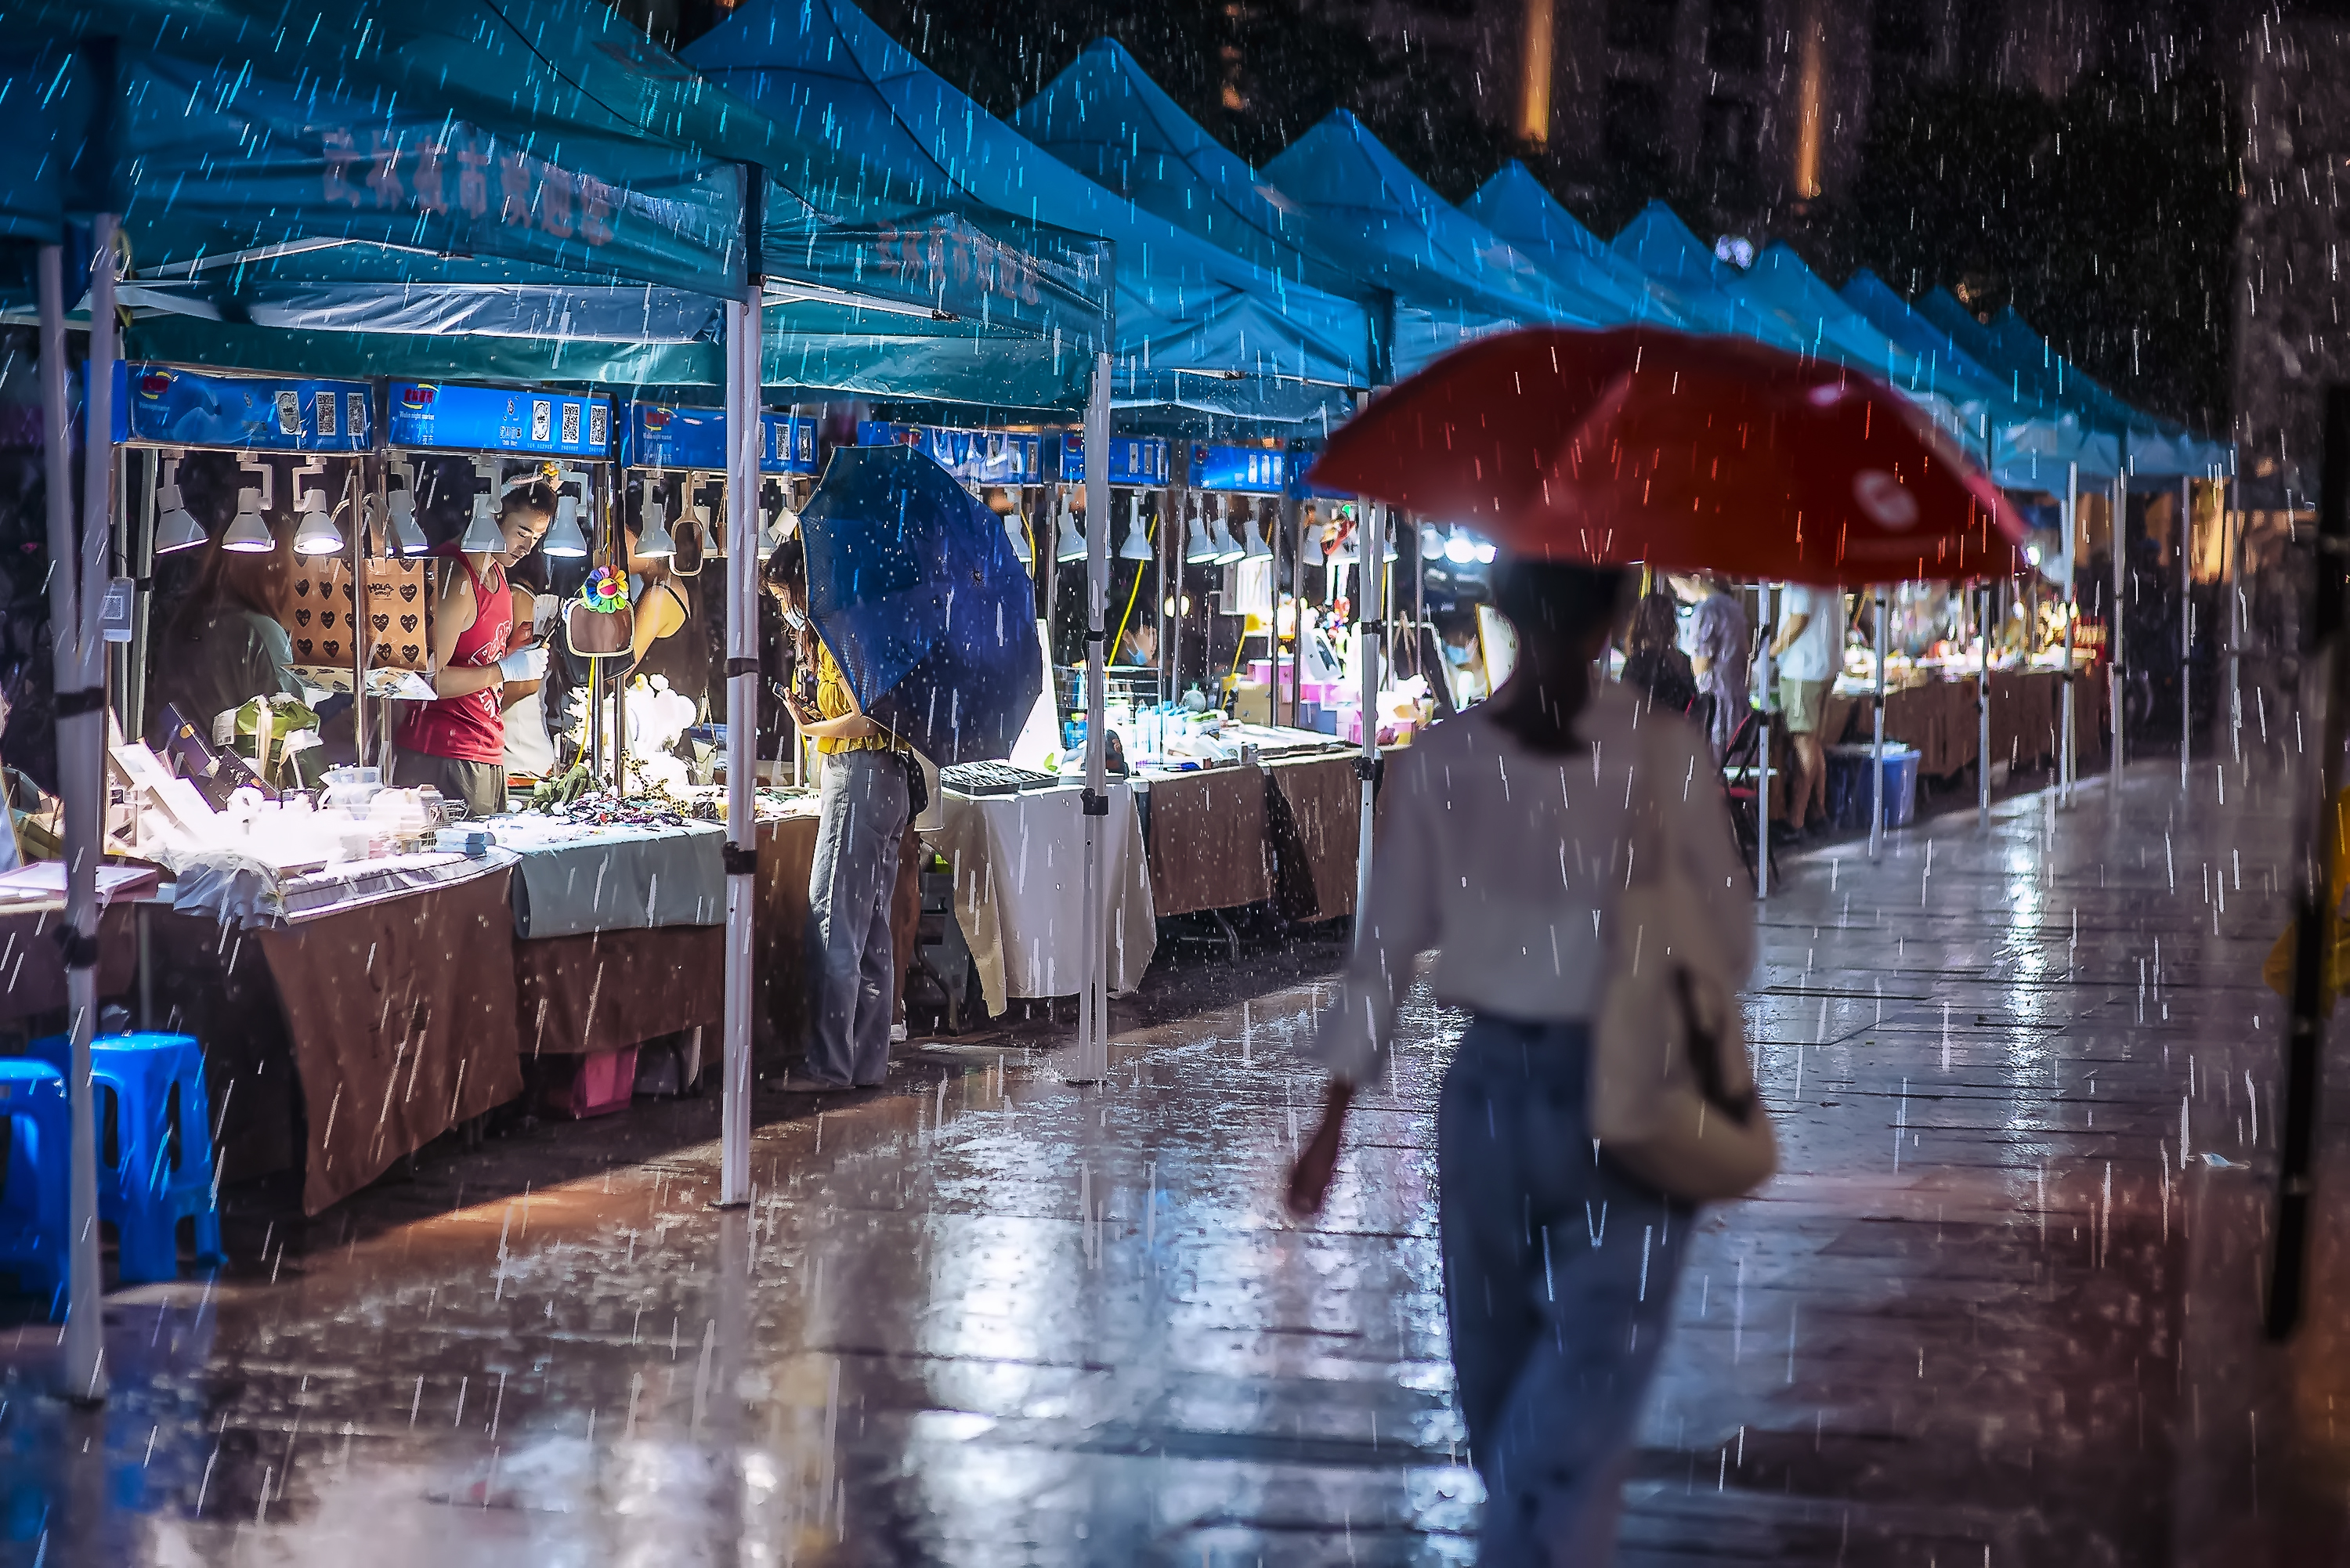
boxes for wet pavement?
[4,754,2348,1565]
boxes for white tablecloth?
[928,782,1156,1016]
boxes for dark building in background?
[2229,6,2350,508]
[1355,0,2224,228]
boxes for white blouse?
[1311,683,1756,1084]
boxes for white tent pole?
[1755,584,1774,900]
[2228,484,2243,765]
[1978,582,1993,829]
[1072,353,1112,1084]
[43,228,110,1404]
[1352,442,1384,925]
[717,284,760,1209]
[2110,472,2127,798]
[2062,461,2079,805]
[1870,587,1886,859]
[2180,473,2193,792]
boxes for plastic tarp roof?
[1260,111,1651,377]
[1014,39,1354,301]
[1842,269,2122,488]
[1460,164,1683,329]
[1608,202,1811,352]
[1952,298,2232,480]
[5,0,1115,409]
[684,0,1372,427]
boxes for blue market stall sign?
[1051,432,1168,486]
[1189,444,1289,494]
[112,363,373,452]
[856,422,1043,485]
[625,403,818,475]
[388,382,612,458]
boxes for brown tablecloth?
[1266,754,1360,921]
[257,867,524,1214]
[1144,765,1274,917]
[1813,669,2105,781]
[513,924,725,1058]
[0,900,141,1022]
[752,811,921,1056]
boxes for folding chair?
[1719,709,1778,887]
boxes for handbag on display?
[1591,720,1777,1201]
[565,564,634,657]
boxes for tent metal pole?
[1871,588,1886,859]
[44,229,110,1404]
[716,284,761,1209]
[1072,353,1112,1084]
[2110,473,2127,799]
[1755,583,1774,900]
[2062,462,2079,805]
[1354,391,1383,930]
[2181,474,2193,792]
[1978,582,1992,829]
[2229,486,2243,765]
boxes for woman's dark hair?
[1488,558,1629,645]
[762,533,806,591]
[1625,590,1681,658]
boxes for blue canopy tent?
[682,0,1373,431]
[1842,269,2121,490]
[1259,111,1644,376]
[5,2,1115,410]
[1609,201,1813,353]
[1459,164,1684,331]
[1018,52,1675,381]
[5,0,1126,1299]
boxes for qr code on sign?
[315,392,338,437]
[562,403,580,445]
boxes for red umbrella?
[1309,327,2029,584]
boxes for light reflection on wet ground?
[3,760,2345,1564]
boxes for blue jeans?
[804,750,909,1086]
[1439,1017,1694,1566]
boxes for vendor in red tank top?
[390,471,555,818]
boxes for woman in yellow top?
[763,537,910,1091]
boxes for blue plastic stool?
[0,1060,70,1316]
[28,1033,224,1284]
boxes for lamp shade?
[1184,511,1219,564]
[388,489,428,555]
[1118,506,1154,561]
[1239,509,1271,561]
[459,493,505,555]
[291,480,342,556]
[222,488,273,554]
[154,466,204,555]
[1006,510,1032,565]
[635,486,676,559]
[541,492,588,557]
[1054,500,1086,563]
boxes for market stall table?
[1800,667,2106,798]
[927,779,1155,1018]
[487,815,728,1062]
[154,851,523,1215]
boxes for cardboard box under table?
[491,818,728,1065]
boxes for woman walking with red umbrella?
[1288,327,2026,1563]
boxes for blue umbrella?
[800,445,1042,765]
